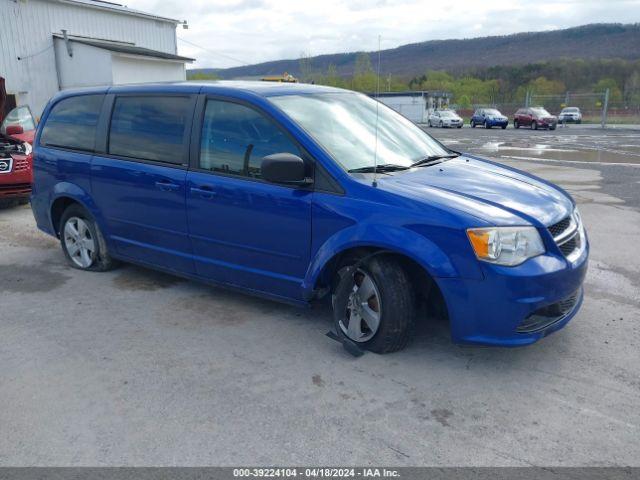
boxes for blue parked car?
[30,82,588,353]
[470,108,509,129]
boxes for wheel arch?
[49,183,104,237]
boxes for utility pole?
[601,88,610,129]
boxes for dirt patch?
[312,374,325,387]
[0,224,58,250]
[112,266,184,292]
[431,408,454,427]
[0,263,70,293]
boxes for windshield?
[439,111,457,118]
[531,108,551,116]
[270,93,450,171]
[484,109,501,116]
[563,108,578,112]
[1,106,36,134]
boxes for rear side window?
[40,95,104,151]
[109,96,191,165]
[199,100,301,178]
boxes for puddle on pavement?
[474,141,640,164]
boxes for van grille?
[548,216,571,238]
[517,289,581,333]
[547,211,583,260]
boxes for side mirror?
[261,153,312,185]
[6,125,24,136]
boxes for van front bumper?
[437,244,589,346]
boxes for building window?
[40,95,104,152]
[109,96,191,165]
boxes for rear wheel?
[333,256,415,354]
[60,205,117,271]
[501,124,507,129]
[471,120,476,128]
[439,121,443,128]
[428,120,432,127]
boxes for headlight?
[467,226,545,266]
[23,142,32,156]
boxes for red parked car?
[513,107,557,130]
[0,106,36,207]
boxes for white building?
[374,91,452,124]
[0,0,194,116]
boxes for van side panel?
[31,146,94,235]
[90,156,193,274]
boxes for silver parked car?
[428,110,463,128]
[558,107,582,124]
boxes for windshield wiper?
[410,153,459,168]
[348,163,410,173]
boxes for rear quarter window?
[40,95,105,151]
[108,96,191,165]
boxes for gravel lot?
[1,127,639,466]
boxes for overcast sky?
[127,0,640,69]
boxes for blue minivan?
[31,82,588,353]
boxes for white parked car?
[558,107,582,124]
[428,110,463,128]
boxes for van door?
[91,94,196,274]
[186,97,312,301]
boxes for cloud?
[126,0,640,68]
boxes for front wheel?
[333,256,415,354]
[428,120,432,127]
[501,124,507,129]
[514,120,519,129]
[439,121,443,128]
[60,205,117,271]
[471,120,476,128]
[484,121,491,129]
[532,121,538,130]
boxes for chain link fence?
[452,90,640,127]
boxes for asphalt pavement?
[0,126,639,466]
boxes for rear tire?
[501,124,507,129]
[59,205,117,272]
[333,256,416,354]
[471,120,476,128]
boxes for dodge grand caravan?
[31,82,589,353]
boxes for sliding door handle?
[155,180,180,192]
[190,186,216,199]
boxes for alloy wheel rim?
[64,217,95,268]
[339,269,382,343]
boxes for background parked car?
[470,108,508,129]
[513,107,558,130]
[558,107,582,124]
[0,131,32,207]
[428,110,463,128]
[0,106,35,208]
[1,105,36,144]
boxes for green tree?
[352,53,378,92]
[188,72,220,81]
[594,77,623,103]
[299,51,314,83]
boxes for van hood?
[374,156,573,226]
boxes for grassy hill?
[190,24,640,80]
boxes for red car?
[513,107,557,130]
[0,106,36,206]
